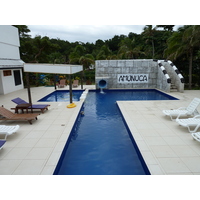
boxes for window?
[3,70,12,76]
[14,70,22,86]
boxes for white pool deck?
[0,86,200,175]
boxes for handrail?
[164,60,185,83]
[153,59,171,83]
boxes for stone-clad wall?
[157,65,171,92]
[96,59,169,91]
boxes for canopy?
[23,63,83,105]
[23,63,83,74]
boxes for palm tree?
[69,45,95,70]
[142,25,156,58]
[96,45,113,60]
[79,54,95,70]
[164,25,200,89]
[118,37,145,59]
[183,25,200,89]
[69,45,86,64]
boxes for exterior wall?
[157,65,170,92]
[96,59,162,90]
[0,43,20,59]
[0,25,20,46]
[0,25,20,59]
[0,71,3,94]
[0,25,24,95]
[0,69,24,94]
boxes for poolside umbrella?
[23,63,83,106]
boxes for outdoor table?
[15,103,32,113]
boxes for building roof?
[0,59,24,69]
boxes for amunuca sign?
[118,74,149,83]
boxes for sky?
[28,25,148,43]
[27,25,181,44]
[1,1,195,45]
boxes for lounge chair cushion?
[12,97,50,113]
[0,140,6,150]
[12,98,27,105]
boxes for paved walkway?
[0,86,200,174]
[118,90,200,174]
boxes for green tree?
[69,45,86,64]
[142,25,156,58]
[50,38,73,63]
[96,45,113,60]
[164,25,200,89]
[48,52,65,64]
[118,37,145,59]
[105,35,126,53]
[95,39,105,48]
[79,54,95,69]
[31,36,60,63]
[69,45,94,69]
[13,25,31,38]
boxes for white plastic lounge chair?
[163,98,200,120]
[176,115,200,133]
[0,125,20,139]
[191,132,200,142]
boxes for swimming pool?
[53,89,178,175]
[38,90,83,102]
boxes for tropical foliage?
[14,25,200,89]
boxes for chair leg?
[170,115,177,121]
[188,125,200,133]
[28,120,32,125]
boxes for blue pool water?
[53,89,178,175]
[38,90,83,102]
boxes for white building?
[0,25,24,94]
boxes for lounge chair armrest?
[193,115,200,119]
[177,107,187,110]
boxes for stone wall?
[96,59,156,89]
[95,59,171,92]
[157,65,170,92]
